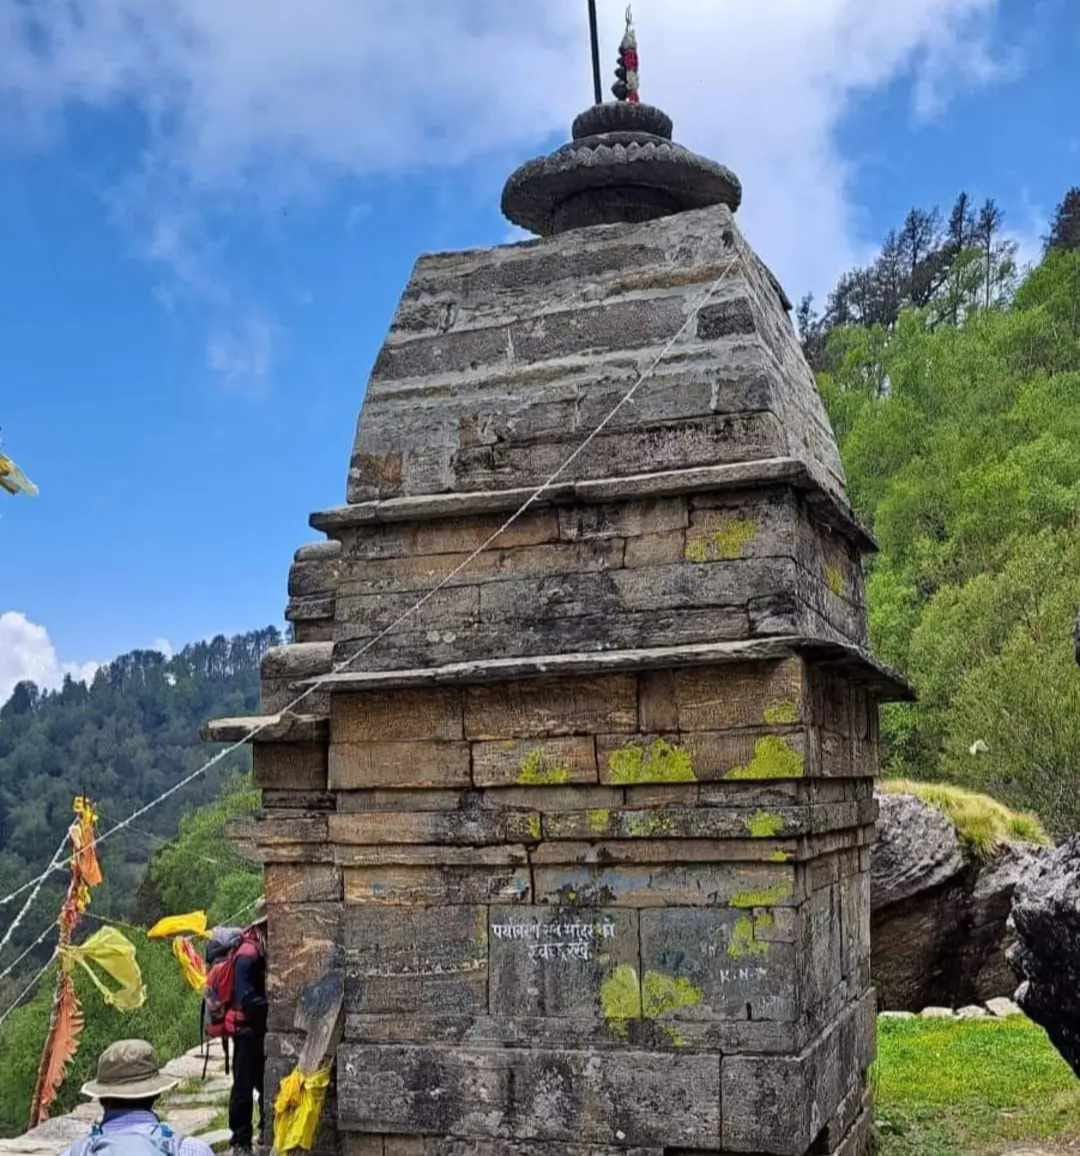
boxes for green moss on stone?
[517,747,572,785]
[601,964,642,1037]
[607,738,696,785]
[727,914,770,959]
[627,812,676,837]
[730,882,793,908]
[725,736,805,780]
[684,518,758,563]
[642,971,704,1018]
[824,563,845,597]
[770,849,792,863]
[745,809,785,838]
[587,809,611,835]
[763,700,799,725]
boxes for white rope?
[0,258,737,918]
[0,923,57,982]
[0,950,57,1032]
[0,833,67,961]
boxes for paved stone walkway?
[0,1046,235,1156]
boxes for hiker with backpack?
[60,1039,214,1156]
[202,913,268,1156]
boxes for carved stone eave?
[201,712,329,745]
[301,636,913,701]
[310,458,877,555]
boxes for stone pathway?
[0,1046,236,1156]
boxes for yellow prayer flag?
[273,1065,332,1152]
[172,935,208,991]
[62,926,146,1011]
[148,911,209,940]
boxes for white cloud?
[0,612,99,707]
[150,637,174,659]
[0,0,1011,304]
[206,311,275,394]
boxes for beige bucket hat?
[80,1039,178,1100]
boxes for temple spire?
[612,6,639,102]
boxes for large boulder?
[1009,835,1080,1076]
[872,788,1043,1010]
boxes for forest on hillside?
[0,628,280,995]
[806,186,1080,835]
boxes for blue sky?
[0,0,1077,701]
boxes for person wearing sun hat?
[60,1039,214,1156]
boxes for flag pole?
[587,0,603,105]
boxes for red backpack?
[203,927,260,1039]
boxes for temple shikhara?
[209,21,907,1155]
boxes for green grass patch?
[879,778,1050,859]
[874,1013,1080,1155]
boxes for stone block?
[472,736,598,787]
[253,742,329,790]
[266,863,343,905]
[342,906,489,1014]
[464,676,637,740]
[344,865,531,906]
[333,689,464,742]
[329,742,471,790]
[337,1043,721,1149]
[488,905,639,1017]
[640,907,798,1023]
[534,860,797,908]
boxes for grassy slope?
[876,1015,1080,1155]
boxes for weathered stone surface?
[871,792,965,909]
[721,990,875,1154]
[254,741,329,790]
[333,689,463,742]
[329,741,471,790]
[338,1043,721,1148]
[465,676,637,740]
[871,789,1043,1010]
[488,906,639,1017]
[342,906,488,1014]
[1009,835,1080,1076]
[344,865,532,906]
[472,736,598,787]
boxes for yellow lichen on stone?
[710,518,758,559]
[684,537,708,563]
[587,809,611,835]
[770,849,792,862]
[642,971,704,1018]
[684,518,758,563]
[600,964,642,1037]
[607,738,696,785]
[727,914,770,959]
[627,812,676,837]
[517,747,571,785]
[661,1025,687,1047]
[725,736,805,780]
[744,809,785,838]
[824,563,845,597]
[763,700,799,725]
[730,882,793,908]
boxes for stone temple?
[209,76,908,1156]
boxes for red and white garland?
[613,6,640,103]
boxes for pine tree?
[1047,187,1080,252]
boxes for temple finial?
[612,6,639,103]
